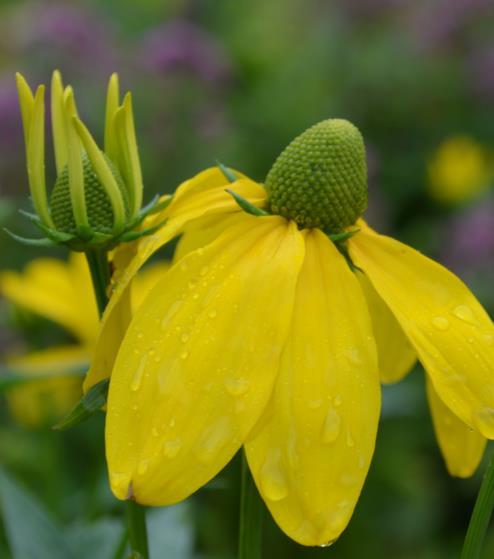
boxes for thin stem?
[461,447,494,559]
[126,500,150,559]
[84,248,149,559]
[85,249,110,314]
[238,451,263,559]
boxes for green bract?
[12,71,161,251]
[265,119,368,232]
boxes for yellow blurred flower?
[427,135,492,204]
[0,253,166,427]
[87,120,494,546]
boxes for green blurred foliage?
[1,0,494,557]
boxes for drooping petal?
[0,255,98,346]
[106,215,305,505]
[84,169,266,390]
[357,271,416,383]
[245,229,380,546]
[349,222,494,438]
[426,379,486,478]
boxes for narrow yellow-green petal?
[63,88,87,228]
[426,378,486,478]
[51,70,68,175]
[115,93,143,216]
[72,116,125,231]
[104,73,120,163]
[27,85,54,228]
[106,215,305,504]
[84,168,266,391]
[245,230,380,546]
[357,271,416,383]
[349,221,494,438]
[15,73,34,148]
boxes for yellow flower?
[88,120,494,546]
[427,135,492,204]
[1,253,166,427]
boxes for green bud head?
[50,153,129,235]
[265,119,368,231]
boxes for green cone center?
[50,153,129,235]
[265,119,368,231]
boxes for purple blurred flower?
[411,0,491,51]
[442,196,494,299]
[9,2,117,73]
[342,0,411,20]
[139,20,231,84]
[469,45,494,102]
[0,80,21,150]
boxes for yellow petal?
[6,345,87,428]
[245,230,380,546]
[131,262,170,311]
[0,254,98,346]
[84,168,266,391]
[357,271,416,383]
[105,215,305,504]
[51,70,68,175]
[349,222,494,438]
[426,378,486,478]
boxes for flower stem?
[461,447,494,559]
[84,248,149,559]
[238,451,263,559]
[125,500,150,559]
[85,249,110,314]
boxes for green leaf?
[3,228,56,247]
[0,468,75,559]
[217,161,237,183]
[326,228,360,243]
[53,379,109,431]
[67,518,124,559]
[225,189,269,217]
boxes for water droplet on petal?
[137,459,149,476]
[260,456,289,501]
[333,394,343,407]
[200,266,209,277]
[322,407,341,443]
[163,438,182,458]
[225,377,250,396]
[483,334,494,346]
[196,419,232,463]
[319,540,337,548]
[432,316,450,331]
[344,347,362,365]
[346,428,355,447]
[453,305,476,325]
[180,332,190,343]
[339,472,359,486]
[131,356,147,392]
[180,351,189,360]
[110,472,131,495]
[208,309,217,319]
[308,398,322,409]
[160,300,183,330]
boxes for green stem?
[85,249,110,314]
[84,248,149,559]
[126,500,150,559]
[461,447,494,559]
[238,451,263,559]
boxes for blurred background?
[0,0,494,557]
